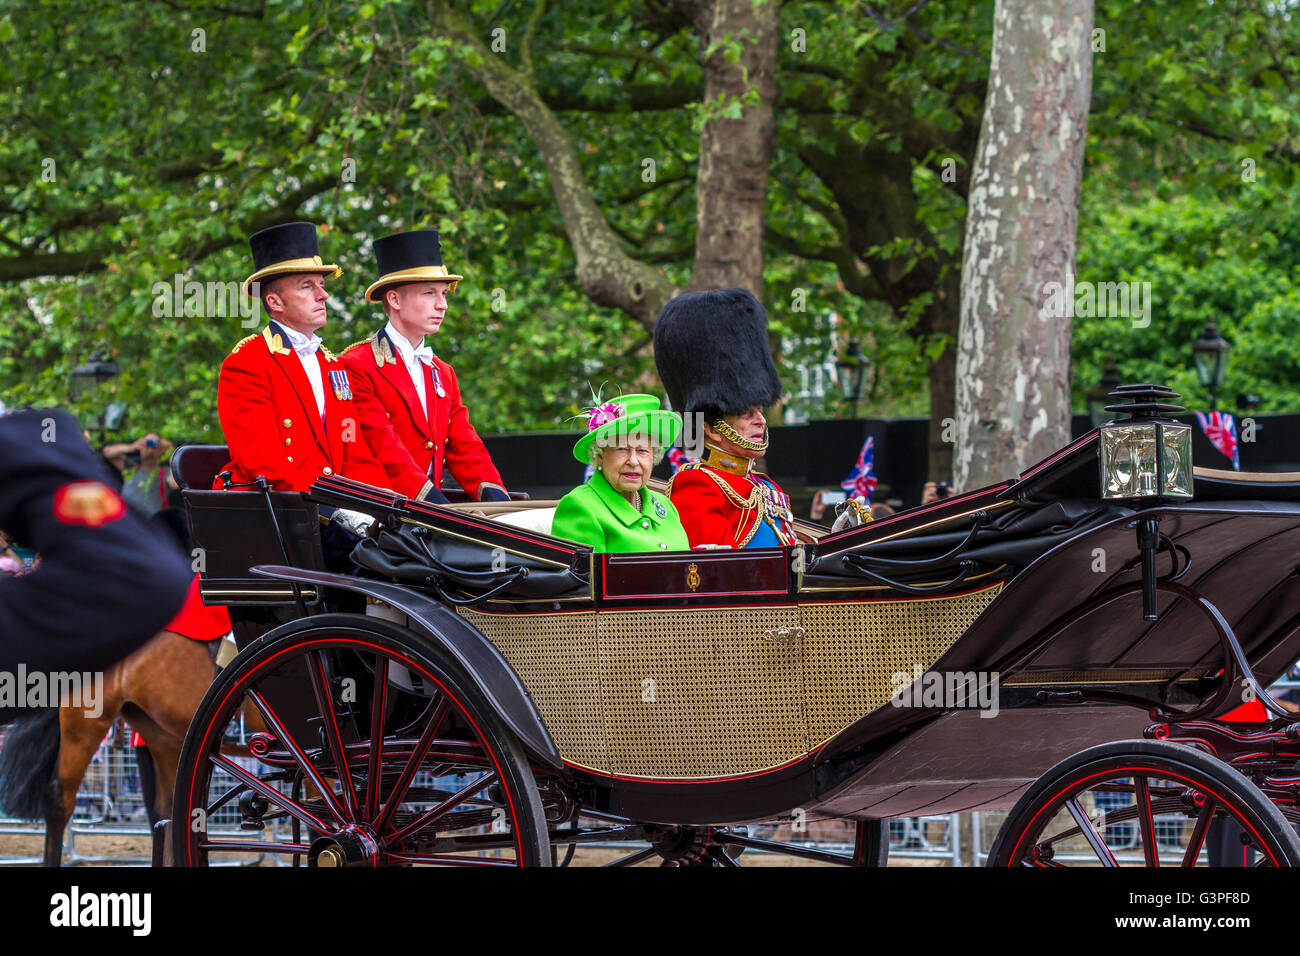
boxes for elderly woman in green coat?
[551,394,690,553]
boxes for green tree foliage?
[1,0,1298,452]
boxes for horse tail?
[0,708,60,820]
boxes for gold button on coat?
[284,438,291,446]
[283,419,292,428]
[322,467,333,475]
[425,440,433,449]
[287,456,294,463]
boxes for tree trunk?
[954,0,1093,491]
[689,0,779,294]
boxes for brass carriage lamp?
[1098,384,1192,502]
[1098,384,1193,621]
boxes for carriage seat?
[170,443,232,490]
[493,507,556,536]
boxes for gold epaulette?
[230,333,257,354]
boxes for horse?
[0,626,228,866]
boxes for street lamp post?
[70,351,122,445]
[1192,321,1231,412]
[835,339,867,418]
[1085,353,1123,427]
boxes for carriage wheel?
[987,740,1300,867]
[172,614,551,867]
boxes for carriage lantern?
[1097,383,1192,502]
[1097,383,1193,620]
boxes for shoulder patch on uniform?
[230,333,257,354]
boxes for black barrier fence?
[466,412,1300,518]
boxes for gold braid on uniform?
[696,466,767,548]
[711,419,769,451]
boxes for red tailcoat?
[339,329,505,501]
[215,324,391,492]
[668,461,798,549]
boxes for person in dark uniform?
[0,408,192,723]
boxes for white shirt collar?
[277,322,322,355]
[384,321,426,363]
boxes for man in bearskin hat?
[340,229,509,503]
[215,221,391,492]
[656,288,798,549]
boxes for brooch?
[653,497,667,519]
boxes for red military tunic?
[340,328,505,501]
[215,324,392,492]
[667,448,798,549]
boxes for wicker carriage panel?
[455,608,607,771]
[801,582,1004,747]
[596,607,807,779]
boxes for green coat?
[551,471,690,554]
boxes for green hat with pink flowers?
[572,394,682,464]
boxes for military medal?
[329,369,353,401]
[431,365,446,398]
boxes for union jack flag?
[840,436,878,502]
[1195,410,1239,471]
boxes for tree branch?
[430,0,678,330]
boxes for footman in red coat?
[340,229,508,503]
[215,221,391,493]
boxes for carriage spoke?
[200,840,311,855]
[602,846,659,867]
[384,851,517,867]
[210,752,330,833]
[366,656,389,821]
[387,771,500,846]
[1181,798,1216,867]
[1066,797,1118,866]
[721,831,861,865]
[307,650,361,822]
[1134,776,1158,867]
[245,688,348,825]
[372,694,451,833]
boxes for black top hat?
[242,221,341,296]
[366,229,464,302]
[653,288,783,419]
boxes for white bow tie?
[412,345,434,366]
[294,334,322,357]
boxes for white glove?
[830,496,872,533]
[329,508,377,538]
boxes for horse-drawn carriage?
[170,386,1300,866]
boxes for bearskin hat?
[653,288,783,420]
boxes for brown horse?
[0,628,229,866]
